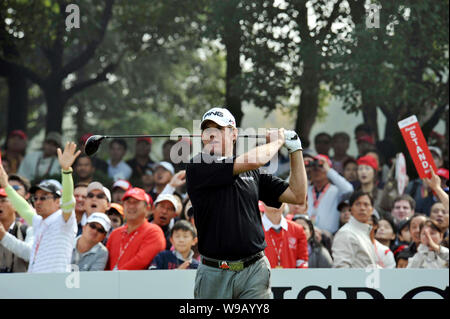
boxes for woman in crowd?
[356,155,383,216]
[292,214,333,268]
[375,215,397,252]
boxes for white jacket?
[0,225,33,261]
[407,244,449,269]
[332,216,377,268]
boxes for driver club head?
[84,135,106,156]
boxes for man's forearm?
[288,150,308,201]
[234,140,283,175]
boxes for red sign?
[398,115,437,179]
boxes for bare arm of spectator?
[423,168,449,213]
[0,225,33,261]
[161,170,186,195]
[0,163,35,226]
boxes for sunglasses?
[32,195,56,202]
[12,185,22,191]
[87,193,107,200]
[88,223,107,234]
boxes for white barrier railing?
[0,269,448,299]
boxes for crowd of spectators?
[0,125,448,273]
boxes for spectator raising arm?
[0,163,35,226]
[423,168,449,213]
[57,142,81,223]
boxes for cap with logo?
[155,161,175,175]
[122,187,153,207]
[154,194,179,212]
[30,179,62,197]
[86,212,112,233]
[87,182,111,202]
[437,168,449,180]
[200,107,236,130]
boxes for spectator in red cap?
[106,187,165,270]
[356,154,384,216]
[1,130,27,174]
[126,137,155,186]
[306,154,354,234]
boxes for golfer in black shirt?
[186,107,308,299]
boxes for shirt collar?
[42,209,62,225]
[174,250,194,262]
[262,213,288,232]
[348,216,372,234]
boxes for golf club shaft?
[102,134,267,139]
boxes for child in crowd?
[148,220,199,270]
[407,219,449,269]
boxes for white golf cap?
[200,107,236,130]
[87,182,112,202]
[155,161,175,175]
[86,212,112,233]
[154,194,179,211]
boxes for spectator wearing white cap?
[77,181,111,236]
[72,212,111,271]
[151,194,180,250]
[149,161,175,201]
[111,179,132,204]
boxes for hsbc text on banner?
[398,115,437,179]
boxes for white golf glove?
[284,130,302,153]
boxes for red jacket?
[263,217,308,269]
[106,219,166,270]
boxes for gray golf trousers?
[194,254,272,299]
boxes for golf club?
[84,133,275,156]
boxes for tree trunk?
[224,37,243,127]
[295,43,320,148]
[43,80,65,134]
[6,68,28,134]
[222,2,243,127]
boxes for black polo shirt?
[186,152,289,260]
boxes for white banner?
[0,269,448,299]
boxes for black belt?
[201,251,264,271]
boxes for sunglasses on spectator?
[87,193,107,200]
[88,223,107,234]
[12,185,22,191]
[32,195,56,202]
